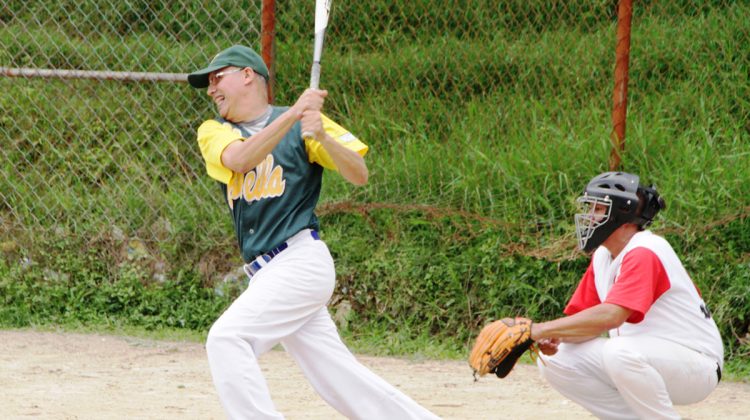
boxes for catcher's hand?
[468,317,537,379]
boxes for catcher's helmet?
[575,172,665,252]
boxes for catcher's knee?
[537,356,579,390]
[601,339,648,385]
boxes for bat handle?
[302,61,322,140]
[309,62,321,90]
[301,109,315,139]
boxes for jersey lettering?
[226,154,286,209]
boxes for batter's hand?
[300,110,325,141]
[537,338,560,356]
[292,89,327,118]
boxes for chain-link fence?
[1,0,748,259]
[0,1,269,251]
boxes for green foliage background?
[1,1,748,373]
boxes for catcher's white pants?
[206,229,438,420]
[537,336,720,419]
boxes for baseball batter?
[187,45,438,419]
[529,171,723,419]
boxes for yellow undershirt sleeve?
[196,120,244,184]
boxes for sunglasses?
[208,68,244,86]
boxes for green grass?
[0,1,748,372]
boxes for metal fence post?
[609,0,633,171]
[262,0,277,104]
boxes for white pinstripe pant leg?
[538,337,719,420]
[282,307,439,420]
[205,236,335,419]
[538,338,638,420]
[205,235,437,419]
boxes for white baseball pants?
[206,229,438,419]
[537,336,720,419]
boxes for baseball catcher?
[468,317,539,379]
[474,171,723,419]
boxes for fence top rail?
[0,67,188,82]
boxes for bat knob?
[302,131,315,140]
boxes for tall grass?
[1,1,748,366]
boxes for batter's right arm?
[221,111,297,173]
[221,90,326,173]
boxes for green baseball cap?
[188,45,269,88]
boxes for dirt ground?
[1,330,748,419]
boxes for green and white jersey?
[196,106,368,262]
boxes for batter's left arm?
[318,133,368,185]
[301,110,368,185]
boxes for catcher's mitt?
[468,317,537,379]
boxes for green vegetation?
[0,1,748,376]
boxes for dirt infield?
[2,330,748,419]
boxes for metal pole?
[261,0,277,104]
[1,67,187,82]
[609,0,633,171]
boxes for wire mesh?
[0,1,265,247]
[1,0,748,253]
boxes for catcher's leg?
[537,338,639,420]
[281,307,440,420]
[601,336,719,418]
[206,237,336,419]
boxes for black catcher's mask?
[575,172,666,253]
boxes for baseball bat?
[302,0,332,139]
